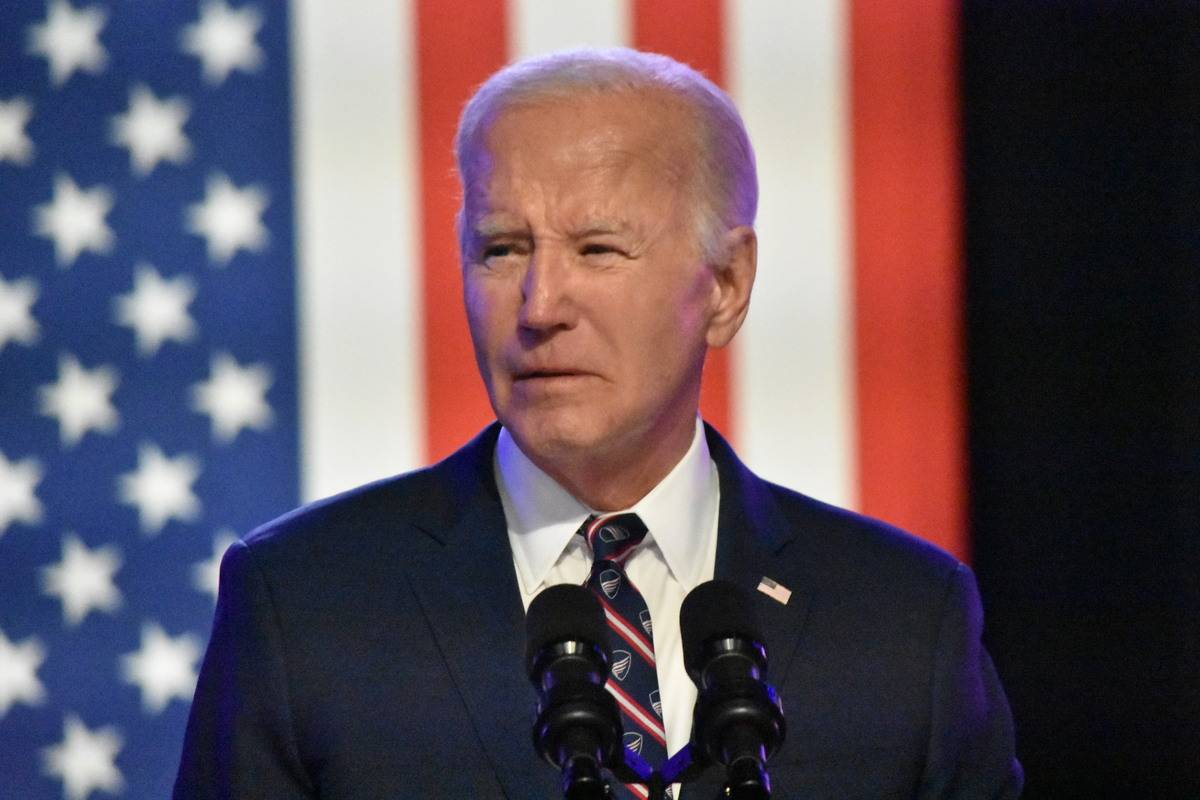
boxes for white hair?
[454,47,757,264]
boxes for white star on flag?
[33,174,115,267]
[41,533,123,627]
[113,263,197,356]
[4,0,302,791]
[41,715,124,800]
[0,97,35,165]
[26,0,108,87]
[110,84,191,176]
[0,274,40,351]
[119,622,201,714]
[38,353,120,447]
[181,0,264,85]
[118,443,201,535]
[192,352,274,442]
[0,450,44,538]
[192,529,238,603]
[0,629,47,717]
[186,172,268,265]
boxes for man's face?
[462,90,722,471]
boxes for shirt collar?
[495,419,718,595]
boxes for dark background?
[962,3,1199,797]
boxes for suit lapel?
[686,427,813,799]
[707,425,811,688]
[402,426,555,798]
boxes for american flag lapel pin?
[756,576,792,605]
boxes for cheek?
[463,279,484,337]
[643,268,714,340]
[463,280,512,410]
[463,278,505,361]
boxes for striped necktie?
[579,513,670,800]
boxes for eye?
[478,240,529,266]
[580,242,623,258]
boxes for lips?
[514,369,583,380]
[509,358,590,379]
[509,364,600,392]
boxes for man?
[175,48,1021,798]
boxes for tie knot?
[578,513,648,563]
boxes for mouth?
[510,366,602,390]
[514,369,587,381]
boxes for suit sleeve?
[173,539,315,800]
[918,563,1024,799]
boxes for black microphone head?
[525,584,610,679]
[680,580,766,678]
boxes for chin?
[504,409,617,466]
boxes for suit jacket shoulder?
[175,425,542,799]
[240,424,500,566]
[701,426,1021,798]
[706,424,963,637]
[766,476,960,579]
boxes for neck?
[533,414,698,512]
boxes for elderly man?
[175,48,1021,799]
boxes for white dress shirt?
[495,419,720,762]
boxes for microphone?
[526,584,624,799]
[680,580,786,799]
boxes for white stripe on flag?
[730,0,857,509]
[510,0,629,58]
[291,0,424,501]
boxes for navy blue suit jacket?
[174,424,1021,798]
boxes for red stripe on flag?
[849,4,968,561]
[415,0,508,462]
[632,0,735,443]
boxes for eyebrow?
[572,222,632,238]
[565,217,642,241]
[471,218,529,240]
[470,219,636,241]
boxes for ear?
[705,226,757,349]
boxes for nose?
[518,245,575,334]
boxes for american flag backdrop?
[0,1,962,797]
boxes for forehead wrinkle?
[468,97,699,252]
[608,141,690,184]
[467,87,698,185]
[569,218,634,237]
[473,215,529,238]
